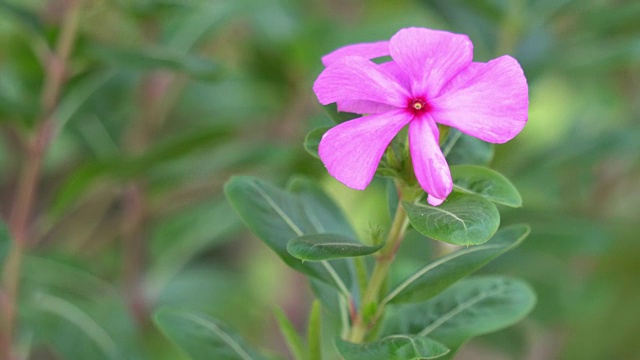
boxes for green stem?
[347,197,410,343]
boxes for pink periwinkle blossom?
[313,27,528,206]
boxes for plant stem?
[347,197,410,343]
[0,2,80,358]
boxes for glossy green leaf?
[224,176,352,294]
[442,130,494,166]
[384,276,536,358]
[303,127,329,159]
[154,309,266,360]
[288,176,357,239]
[403,193,500,246]
[288,234,383,261]
[451,165,522,207]
[385,224,530,304]
[336,335,449,360]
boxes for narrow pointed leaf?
[224,177,352,292]
[154,309,265,360]
[288,234,383,261]
[385,276,536,359]
[274,308,306,360]
[308,300,323,360]
[403,193,499,246]
[386,224,530,304]
[451,165,522,207]
[336,335,449,360]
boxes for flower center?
[409,99,429,113]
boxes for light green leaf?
[274,308,306,360]
[385,225,530,304]
[288,234,383,261]
[303,127,329,159]
[308,300,323,360]
[403,193,500,246]
[154,309,266,360]
[451,165,522,207]
[385,276,536,358]
[0,220,10,266]
[224,176,352,294]
[336,335,449,360]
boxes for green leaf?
[0,1,44,34]
[154,309,266,360]
[303,127,329,159]
[323,103,359,123]
[287,234,383,261]
[288,176,357,239]
[274,308,306,360]
[385,224,531,304]
[224,177,352,294]
[308,300,322,360]
[384,276,536,358]
[403,193,500,246]
[442,130,494,166]
[451,165,522,207]
[336,335,449,360]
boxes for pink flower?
[313,27,528,206]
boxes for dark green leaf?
[224,177,352,293]
[288,234,382,261]
[385,224,530,304]
[0,1,44,34]
[385,276,536,358]
[442,130,494,166]
[451,165,522,207]
[336,335,449,360]
[323,103,359,123]
[154,309,266,360]
[403,193,500,246]
[304,127,329,159]
[288,176,357,239]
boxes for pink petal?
[319,109,413,190]
[322,41,389,67]
[429,55,528,143]
[335,61,411,115]
[337,100,398,114]
[313,56,411,108]
[409,115,452,206]
[389,27,473,98]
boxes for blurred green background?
[0,0,639,359]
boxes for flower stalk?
[347,191,410,343]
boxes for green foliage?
[336,335,449,360]
[224,176,353,292]
[287,234,383,261]
[154,309,266,360]
[386,224,530,304]
[451,165,522,207]
[403,193,500,246]
[385,276,536,358]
